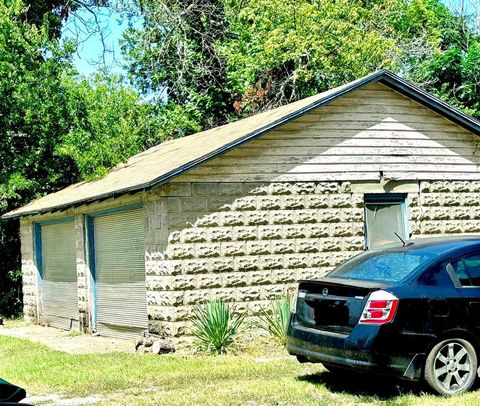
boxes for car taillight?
[359,290,399,325]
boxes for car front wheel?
[424,338,477,395]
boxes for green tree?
[0,0,161,316]
[0,0,79,315]
[410,6,480,119]
[123,0,455,125]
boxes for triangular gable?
[4,70,480,219]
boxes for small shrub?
[257,296,291,346]
[191,298,246,354]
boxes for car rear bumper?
[287,319,423,380]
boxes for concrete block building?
[4,70,480,342]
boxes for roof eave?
[4,70,480,220]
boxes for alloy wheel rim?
[434,342,473,392]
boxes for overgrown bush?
[257,296,291,346]
[191,298,246,354]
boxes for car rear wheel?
[424,338,477,395]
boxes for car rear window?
[328,250,439,283]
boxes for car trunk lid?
[296,277,390,334]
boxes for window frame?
[364,193,409,250]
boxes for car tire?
[424,338,477,395]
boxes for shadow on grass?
[297,369,425,400]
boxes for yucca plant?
[257,296,291,346]
[191,298,246,354]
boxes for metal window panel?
[93,208,148,339]
[364,194,408,249]
[40,221,78,330]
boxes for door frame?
[33,216,75,325]
[84,203,144,332]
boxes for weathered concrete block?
[235,256,260,271]
[181,197,207,212]
[443,194,461,207]
[283,196,305,209]
[234,197,257,211]
[270,210,294,225]
[182,259,210,274]
[308,224,329,238]
[246,240,271,255]
[209,227,233,242]
[206,197,233,212]
[221,212,246,226]
[210,258,235,273]
[166,245,195,259]
[219,183,244,196]
[284,224,308,238]
[462,194,480,206]
[296,239,319,253]
[285,254,310,269]
[271,240,295,254]
[192,183,219,196]
[223,272,248,287]
[195,213,221,227]
[295,210,317,224]
[222,242,246,257]
[166,197,181,213]
[164,183,192,197]
[195,243,221,258]
[196,274,222,289]
[258,225,283,240]
[181,229,208,243]
[233,227,258,241]
[294,183,316,195]
[257,196,282,210]
[270,183,292,195]
[305,195,329,209]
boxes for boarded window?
[364,194,408,249]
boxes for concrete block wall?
[409,181,480,236]
[144,181,366,338]
[17,179,480,341]
[19,218,37,322]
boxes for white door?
[93,208,148,339]
[40,221,78,330]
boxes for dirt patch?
[24,394,103,406]
[0,323,134,354]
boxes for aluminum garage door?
[93,208,148,339]
[40,221,78,330]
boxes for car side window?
[451,253,480,287]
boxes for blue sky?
[63,1,477,77]
[62,7,142,76]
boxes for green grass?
[2,335,480,405]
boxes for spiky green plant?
[191,298,246,354]
[257,296,291,346]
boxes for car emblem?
[322,288,328,296]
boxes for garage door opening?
[87,206,148,340]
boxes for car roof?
[373,236,480,256]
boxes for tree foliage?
[122,0,458,124]
[0,0,158,315]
